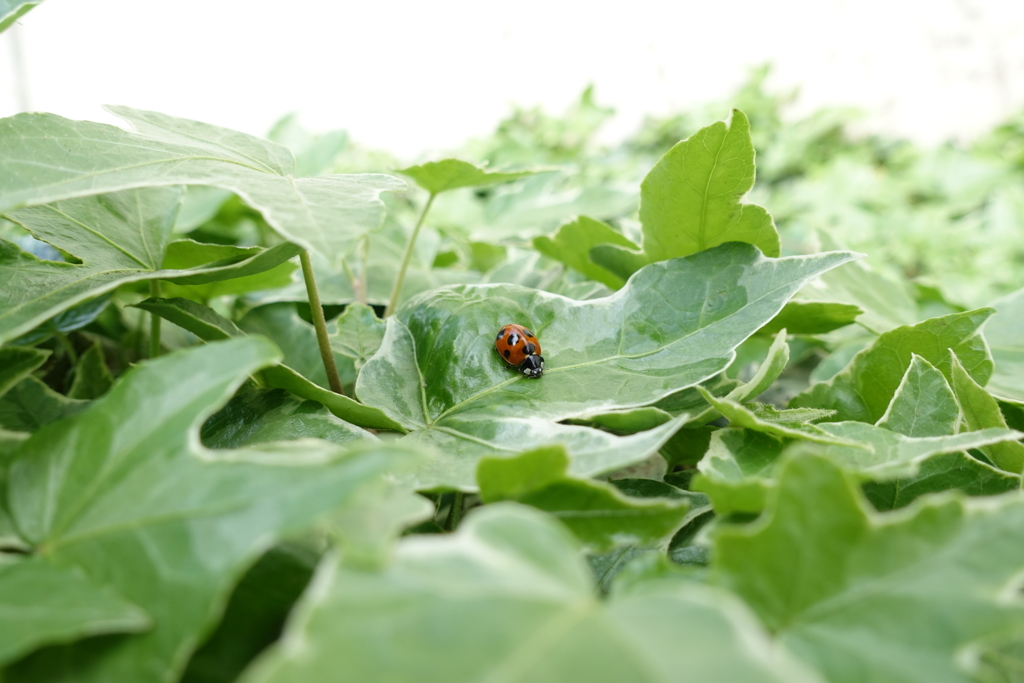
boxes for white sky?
[2,0,1024,157]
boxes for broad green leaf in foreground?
[357,243,858,487]
[397,158,546,195]
[0,187,301,344]
[0,107,404,269]
[0,556,149,668]
[243,504,821,683]
[180,544,318,683]
[984,286,1024,405]
[950,352,1024,473]
[591,109,779,280]
[712,453,1024,683]
[533,216,638,289]
[477,446,690,550]
[135,297,402,431]
[791,309,994,422]
[4,339,412,682]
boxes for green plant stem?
[444,492,464,531]
[385,193,436,318]
[299,250,344,394]
[56,332,78,365]
[149,280,162,359]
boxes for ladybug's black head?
[519,355,544,378]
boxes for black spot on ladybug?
[508,333,519,346]
[503,349,511,359]
[523,342,536,355]
[496,330,505,341]
[524,329,534,338]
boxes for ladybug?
[495,324,545,378]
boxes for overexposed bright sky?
[3,0,1024,156]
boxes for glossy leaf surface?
[358,243,857,487]
[244,504,820,683]
[0,108,404,269]
[0,187,301,343]
[4,339,409,682]
[713,454,1024,683]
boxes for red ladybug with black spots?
[495,324,544,378]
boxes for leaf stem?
[444,492,464,531]
[56,332,79,366]
[385,193,436,318]
[149,280,162,359]
[299,250,344,394]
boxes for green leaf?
[200,387,375,449]
[694,429,781,515]
[0,556,149,667]
[328,302,385,373]
[180,544,318,683]
[984,287,1024,405]
[357,243,857,488]
[243,504,820,683]
[533,216,638,289]
[700,389,858,447]
[0,187,302,344]
[397,158,546,195]
[0,108,404,269]
[758,301,862,336]
[0,345,50,399]
[712,453,1024,683]
[951,352,1024,473]
[0,0,40,33]
[477,446,690,550]
[862,452,1019,511]
[570,327,788,437]
[791,309,995,422]
[160,239,298,300]
[134,297,402,431]
[695,419,1023,514]
[67,341,114,400]
[590,109,779,280]
[875,354,959,437]
[0,376,87,432]
[805,421,1023,478]
[239,304,352,391]
[4,339,413,682]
